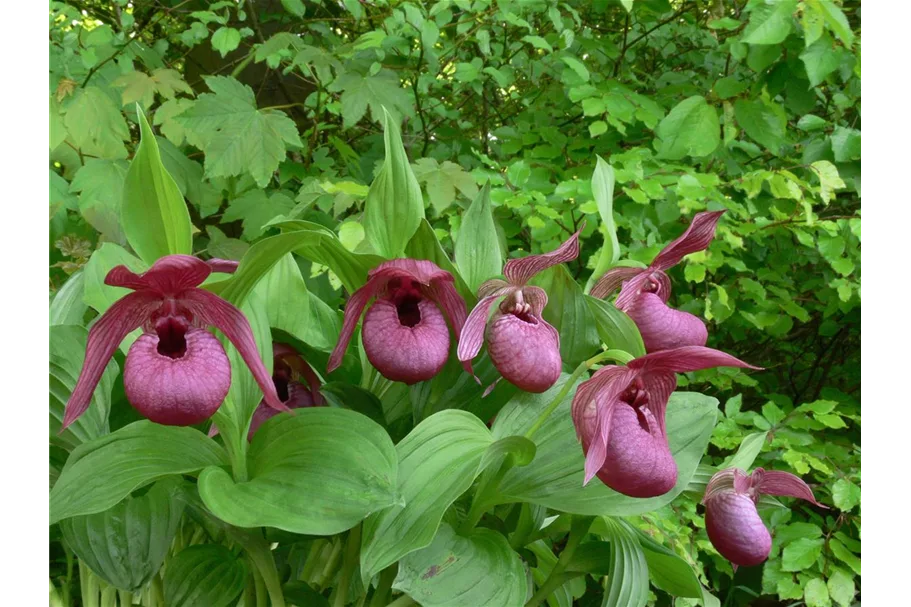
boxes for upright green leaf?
[393,524,527,607]
[801,35,843,87]
[405,219,474,303]
[723,431,768,470]
[587,156,619,289]
[364,109,425,257]
[198,408,398,535]
[455,182,503,293]
[121,107,193,265]
[60,479,185,592]
[493,378,718,516]
[50,271,88,326]
[360,410,493,583]
[50,422,228,523]
[634,529,703,599]
[163,545,247,607]
[533,265,600,367]
[50,325,117,449]
[807,0,854,47]
[585,295,646,358]
[656,96,720,160]
[601,518,649,607]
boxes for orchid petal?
[478,278,510,299]
[614,272,653,310]
[755,468,827,508]
[326,280,379,374]
[106,254,212,295]
[423,276,468,340]
[520,286,550,318]
[640,370,677,437]
[457,292,512,369]
[703,468,739,504]
[486,311,562,393]
[590,266,645,300]
[651,211,725,271]
[705,491,772,567]
[362,299,451,384]
[62,291,161,429]
[274,343,323,405]
[181,288,289,414]
[503,226,583,285]
[630,346,761,375]
[206,258,240,274]
[368,258,453,286]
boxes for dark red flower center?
[154,315,190,359]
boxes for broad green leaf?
[64,87,130,159]
[153,98,194,145]
[393,524,526,607]
[807,0,854,47]
[455,182,503,293]
[561,56,590,81]
[831,478,860,512]
[620,0,634,13]
[804,577,831,607]
[404,219,474,303]
[60,479,184,592]
[360,410,493,583]
[50,271,88,326]
[830,126,861,162]
[829,538,860,574]
[493,378,718,516]
[827,568,856,606]
[723,431,768,470]
[801,36,842,87]
[781,537,824,571]
[589,120,608,137]
[198,408,397,535]
[601,518,649,607]
[50,97,67,149]
[811,161,845,204]
[714,76,749,99]
[587,156,620,288]
[69,159,129,245]
[635,529,703,598]
[533,265,600,367]
[163,545,246,607]
[211,27,242,57]
[743,0,797,45]
[656,96,720,160]
[50,170,77,215]
[329,70,413,127]
[412,157,479,212]
[522,35,553,53]
[319,382,385,425]
[363,109,425,258]
[585,295,646,358]
[112,69,192,108]
[50,421,228,523]
[50,325,117,449]
[734,98,788,154]
[281,0,306,17]
[121,107,193,264]
[177,76,302,187]
[797,114,828,131]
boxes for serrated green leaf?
[831,478,860,511]
[781,537,824,571]
[827,568,856,606]
[656,96,720,159]
[734,98,788,154]
[329,69,413,127]
[743,0,797,44]
[801,36,842,87]
[804,577,831,607]
[64,87,130,159]
[69,159,129,244]
[811,161,846,203]
[211,27,242,57]
[807,0,854,47]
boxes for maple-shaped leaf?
[222,190,296,240]
[153,98,194,146]
[411,158,479,211]
[63,87,130,159]
[176,76,302,187]
[328,69,413,127]
[113,69,193,108]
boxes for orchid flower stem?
[334,525,362,607]
[253,566,267,607]
[118,590,133,606]
[100,586,117,607]
[50,581,64,607]
[385,595,416,607]
[459,459,511,534]
[524,351,615,441]
[524,515,594,607]
[369,566,397,607]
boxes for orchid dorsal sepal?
[503,224,584,286]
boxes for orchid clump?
[591,211,724,353]
[703,467,827,567]
[61,255,287,428]
[458,228,582,393]
[327,259,468,384]
[572,346,759,498]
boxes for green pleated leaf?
[163,545,247,607]
[405,218,474,303]
[532,265,600,367]
[455,182,503,293]
[360,410,493,583]
[364,108,425,258]
[601,518,649,607]
[50,271,88,326]
[585,295,646,358]
[219,291,273,430]
[121,106,193,265]
[587,156,620,290]
[492,376,718,516]
[50,325,117,449]
[252,252,322,348]
[50,421,228,524]
[393,523,527,607]
[319,382,386,425]
[634,528,703,598]
[60,479,185,592]
[198,408,398,535]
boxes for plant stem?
[118,590,133,606]
[368,566,397,607]
[318,539,345,590]
[50,580,65,607]
[334,525,362,607]
[253,566,267,607]
[459,460,511,534]
[525,516,594,607]
[150,574,164,607]
[524,352,613,440]
[100,585,117,607]
[385,595,416,607]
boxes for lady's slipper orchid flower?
[590,211,725,353]
[703,467,827,567]
[572,346,759,498]
[458,228,582,393]
[246,343,324,439]
[327,259,468,384]
[62,255,288,429]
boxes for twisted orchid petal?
[590,266,644,300]
[503,226,583,285]
[651,211,726,271]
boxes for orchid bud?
[246,343,324,439]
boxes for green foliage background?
[50,0,860,605]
